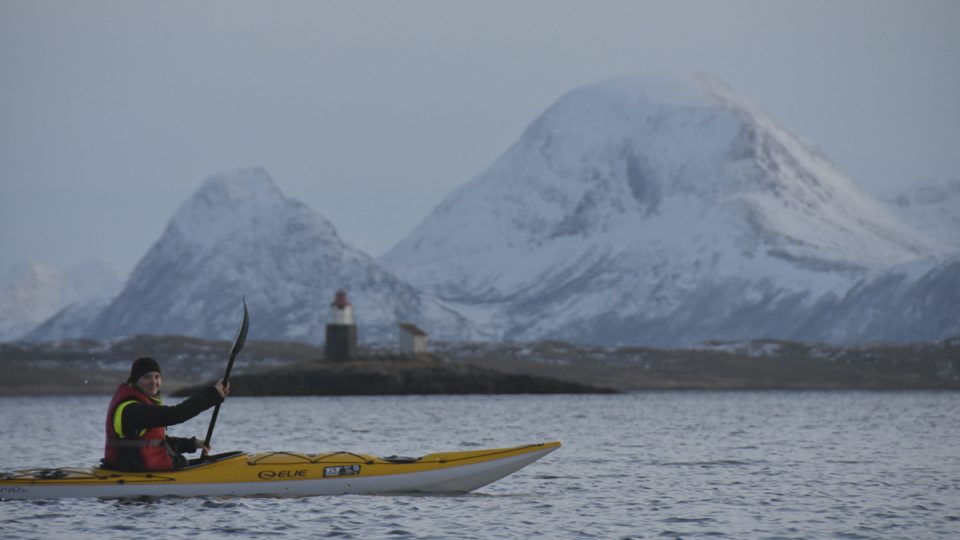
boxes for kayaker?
[103,356,230,471]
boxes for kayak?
[0,441,560,500]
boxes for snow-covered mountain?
[16,76,957,347]
[0,260,124,341]
[792,254,960,342]
[39,168,484,344]
[381,74,953,346]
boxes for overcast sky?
[2,0,958,276]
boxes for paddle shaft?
[202,301,249,455]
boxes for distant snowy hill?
[43,168,484,343]
[381,74,954,345]
[27,296,114,342]
[883,179,960,250]
[0,260,124,341]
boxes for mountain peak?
[196,167,284,205]
[388,73,934,290]
[68,168,482,344]
[163,167,326,252]
[380,73,948,345]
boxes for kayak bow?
[0,441,560,499]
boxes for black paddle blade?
[202,300,250,455]
[230,301,250,358]
[223,300,249,383]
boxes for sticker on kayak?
[323,465,361,477]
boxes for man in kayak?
[103,356,230,471]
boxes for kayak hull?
[0,441,560,500]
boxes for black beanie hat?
[128,356,162,384]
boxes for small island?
[168,290,607,396]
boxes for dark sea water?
[1,392,958,539]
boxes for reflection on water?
[2,392,959,538]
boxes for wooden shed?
[398,323,428,354]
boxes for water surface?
[2,392,958,538]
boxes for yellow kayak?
[0,441,560,499]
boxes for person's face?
[136,372,162,396]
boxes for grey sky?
[2,1,958,276]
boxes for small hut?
[398,323,428,355]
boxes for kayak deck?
[0,441,561,499]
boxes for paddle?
[201,300,249,458]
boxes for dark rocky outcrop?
[172,354,615,397]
